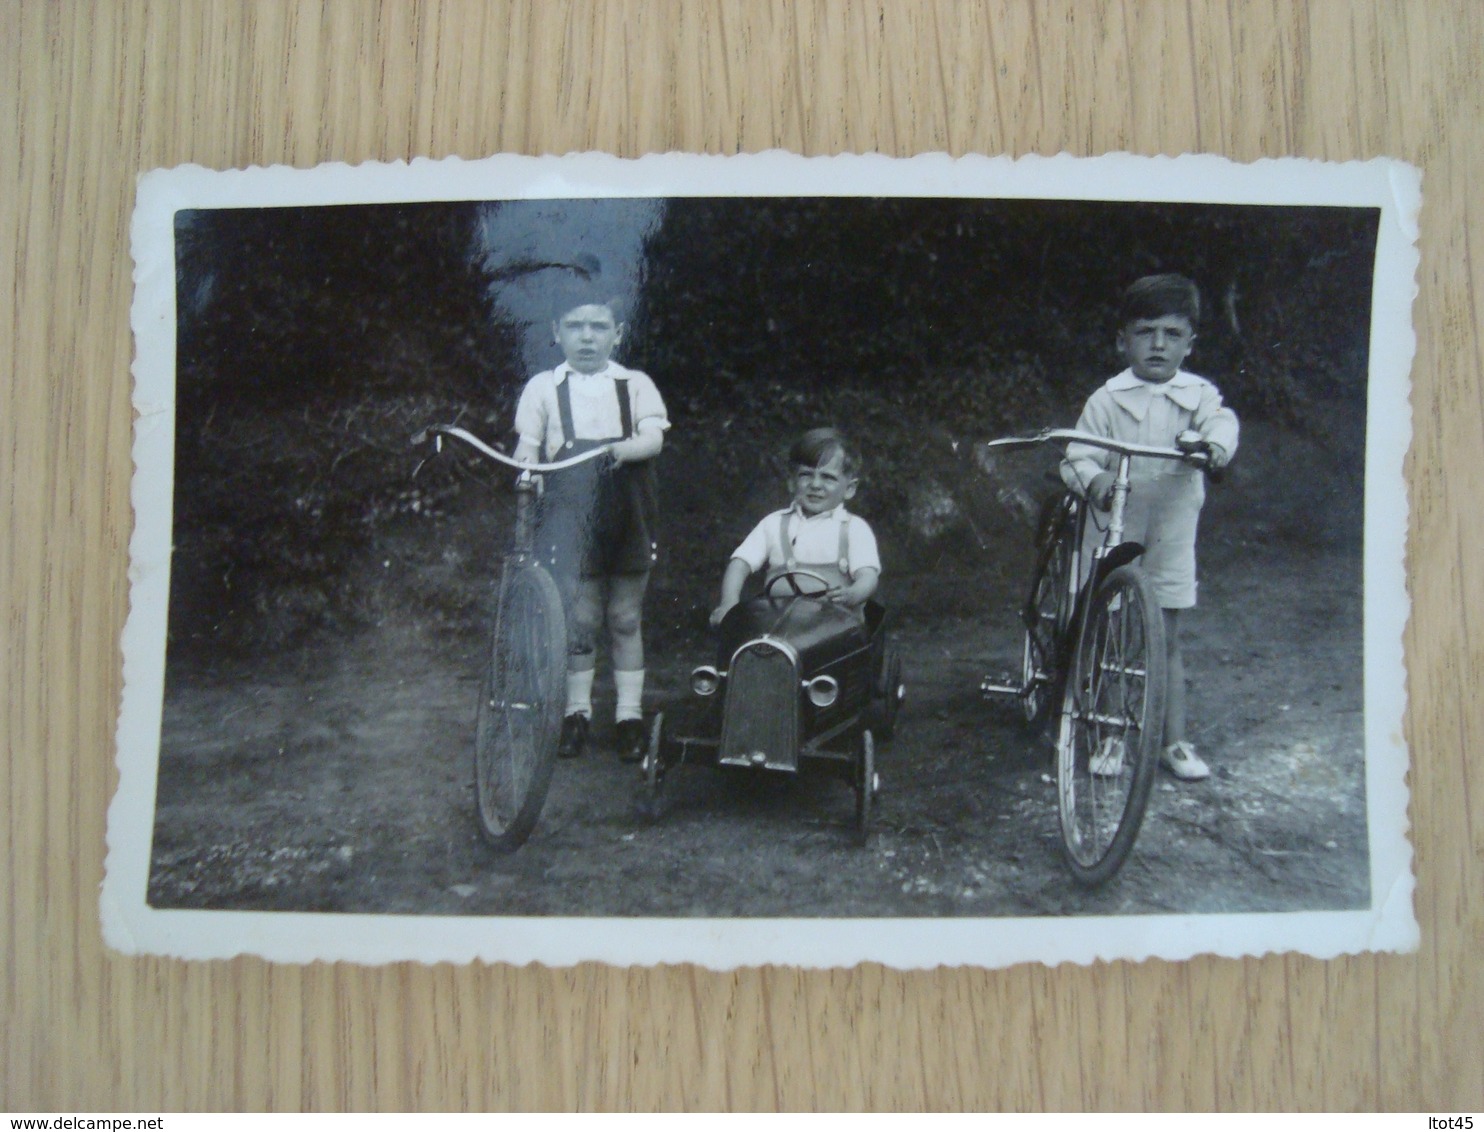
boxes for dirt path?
[148,532,1369,919]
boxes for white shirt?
[730,504,882,578]
[514,362,669,460]
[1062,367,1239,493]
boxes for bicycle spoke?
[474,567,565,846]
[500,593,543,803]
[1096,590,1134,839]
[1085,608,1113,853]
[1057,565,1163,882]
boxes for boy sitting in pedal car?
[710,428,880,627]
[1061,274,1239,781]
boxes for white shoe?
[1161,740,1210,781]
[1089,736,1125,777]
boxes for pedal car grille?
[719,640,800,772]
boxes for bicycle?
[981,428,1214,885]
[413,424,614,851]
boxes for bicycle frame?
[415,420,617,560]
[415,422,615,850]
[980,427,1212,881]
[418,420,616,672]
[981,429,1208,700]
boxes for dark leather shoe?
[558,713,589,759]
[614,718,647,764]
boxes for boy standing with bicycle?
[512,276,669,763]
[1061,274,1239,781]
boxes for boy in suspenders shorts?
[710,429,880,627]
[513,286,669,762]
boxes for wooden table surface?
[4,1,1480,1111]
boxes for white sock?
[565,669,594,718]
[614,668,645,723]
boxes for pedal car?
[639,570,904,843]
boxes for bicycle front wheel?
[474,564,567,851]
[1056,562,1166,885]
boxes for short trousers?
[535,461,658,583]
[1080,473,1203,609]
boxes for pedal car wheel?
[854,728,878,846]
[474,565,566,851]
[875,643,905,740]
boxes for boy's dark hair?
[1119,273,1201,328]
[790,428,861,478]
[552,287,627,324]
[549,254,628,322]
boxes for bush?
[168,204,525,660]
[165,197,1379,664]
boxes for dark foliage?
[627,197,1379,429]
[166,196,1381,662]
[619,197,1381,631]
[170,203,524,655]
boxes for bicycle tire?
[636,712,667,823]
[1021,492,1078,727]
[854,728,877,846]
[1055,562,1166,885]
[473,564,567,851]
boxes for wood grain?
[4,0,1480,1111]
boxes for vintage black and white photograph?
[107,153,1417,967]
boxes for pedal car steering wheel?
[765,569,833,598]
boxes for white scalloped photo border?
[108,151,1418,969]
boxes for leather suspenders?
[776,510,852,575]
[554,372,632,454]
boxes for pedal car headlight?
[690,666,721,696]
[805,674,839,708]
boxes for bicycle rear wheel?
[1021,492,1078,726]
[1056,562,1166,885]
[474,564,567,851]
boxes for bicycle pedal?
[981,673,1021,697]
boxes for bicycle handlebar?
[981,428,1212,466]
[412,424,613,473]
